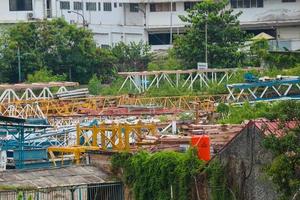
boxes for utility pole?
[205,12,208,65]
[68,10,87,28]
[17,47,21,83]
[170,0,173,45]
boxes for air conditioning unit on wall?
[27,12,34,20]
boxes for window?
[86,2,96,11]
[9,0,32,11]
[130,3,139,12]
[282,0,296,2]
[119,3,122,7]
[103,2,112,11]
[149,33,174,45]
[150,3,176,12]
[184,2,196,10]
[73,2,83,10]
[230,0,263,8]
[60,1,70,10]
[98,2,101,10]
[114,2,117,8]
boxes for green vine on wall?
[263,128,300,200]
[205,160,235,200]
[111,149,204,200]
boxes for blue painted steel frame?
[226,77,300,102]
[227,78,300,89]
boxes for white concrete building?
[0,0,299,50]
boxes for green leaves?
[111,149,204,200]
[263,130,300,200]
[0,18,115,83]
[174,0,249,68]
[27,68,66,83]
[111,41,152,72]
[218,100,300,124]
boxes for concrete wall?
[217,124,278,200]
[233,0,300,25]
[146,2,187,28]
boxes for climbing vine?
[263,128,300,200]
[205,160,235,200]
[111,149,204,200]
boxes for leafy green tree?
[263,129,300,200]
[148,49,184,71]
[250,39,300,68]
[0,18,115,83]
[173,0,249,68]
[111,41,152,71]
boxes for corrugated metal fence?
[0,182,124,200]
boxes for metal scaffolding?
[118,68,262,93]
[226,77,300,102]
[48,121,158,165]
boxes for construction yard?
[0,67,299,200]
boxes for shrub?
[88,74,101,95]
[27,68,66,83]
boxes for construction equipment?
[118,68,263,92]
[0,82,78,103]
[47,121,158,165]
[227,75,300,102]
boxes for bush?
[88,74,101,95]
[111,149,204,200]
[148,50,184,71]
[263,129,300,200]
[112,41,152,72]
[217,100,300,124]
[27,68,66,83]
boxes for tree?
[111,41,152,72]
[0,18,115,83]
[263,130,300,200]
[250,39,300,68]
[173,0,249,68]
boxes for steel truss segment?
[199,73,209,87]
[218,73,227,85]
[247,88,257,99]
[272,86,282,96]
[147,75,158,89]
[236,89,245,101]
[163,74,175,88]
[226,87,235,100]
[57,86,68,93]
[119,76,130,92]
[20,88,37,100]
[182,73,192,88]
[284,84,293,96]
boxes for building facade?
[0,0,300,50]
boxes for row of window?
[60,1,118,11]
[132,2,196,12]
[9,0,297,12]
[62,1,197,12]
[230,0,296,9]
